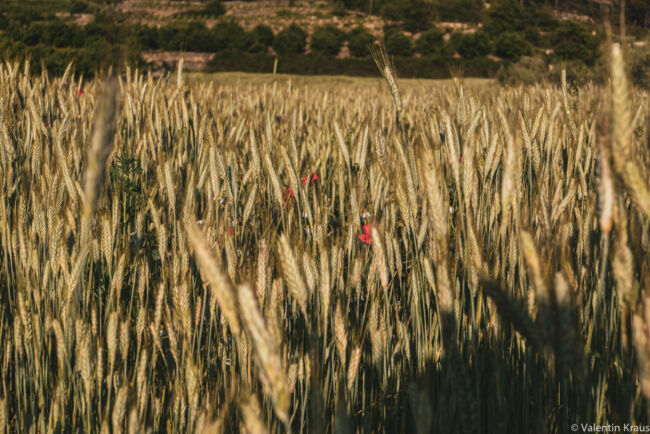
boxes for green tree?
[310,25,345,55]
[253,25,274,47]
[204,1,225,17]
[273,24,307,55]
[347,26,375,57]
[523,27,541,46]
[483,0,557,36]
[381,0,433,33]
[629,43,650,89]
[213,21,252,52]
[159,22,215,52]
[380,3,403,20]
[133,25,160,50]
[415,28,444,55]
[551,21,600,66]
[401,0,434,32]
[494,32,532,61]
[452,30,492,58]
[69,1,89,13]
[385,30,412,57]
[436,0,484,23]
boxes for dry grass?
[0,47,649,433]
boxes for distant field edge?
[200,51,501,80]
[187,71,494,87]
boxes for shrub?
[494,32,532,61]
[159,22,215,52]
[341,0,396,13]
[212,20,252,52]
[415,28,444,55]
[2,5,44,24]
[310,25,345,56]
[204,1,225,18]
[483,1,525,35]
[273,24,307,55]
[69,1,89,13]
[452,30,492,59]
[380,3,403,21]
[385,30,412,57]
[156,24,180,51]
[400,0,434,33]
[253,24,274,47]
[206,50,498,78]
[20,21,87,48]
[629,42,650,90]
[436,0,484,23]
[133,25,160,50]
[246,26,273,54]
[276,9,298,18]
[246,39,266,54]
[550,21,601,66]
[342,0,365,8]
[483,0,558,36]
[238,32,257,53]
[0,36,28,61]
[347,26,374,57]
[549,59,606,86]
[523,27,541,46]
[530,7,557,30]
[496,57,547,85]
[332,1,348,16]
[380,0,433,33]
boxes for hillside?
[0,0,647,82]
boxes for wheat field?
[0,43,649,433]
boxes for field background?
[0,0,648,83]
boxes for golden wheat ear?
[237,283,290,426]
[609,43,650,219]
[370,41,402,118]
[185,220,241,336]
[81,77,121,246]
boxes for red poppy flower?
[76,87,84,96]
[282,187,295,206]
[356,223,374,245]
[301,173,320,186]
[357,232,371,244]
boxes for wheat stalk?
[186,220,241,335]
[237,283,289,425]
